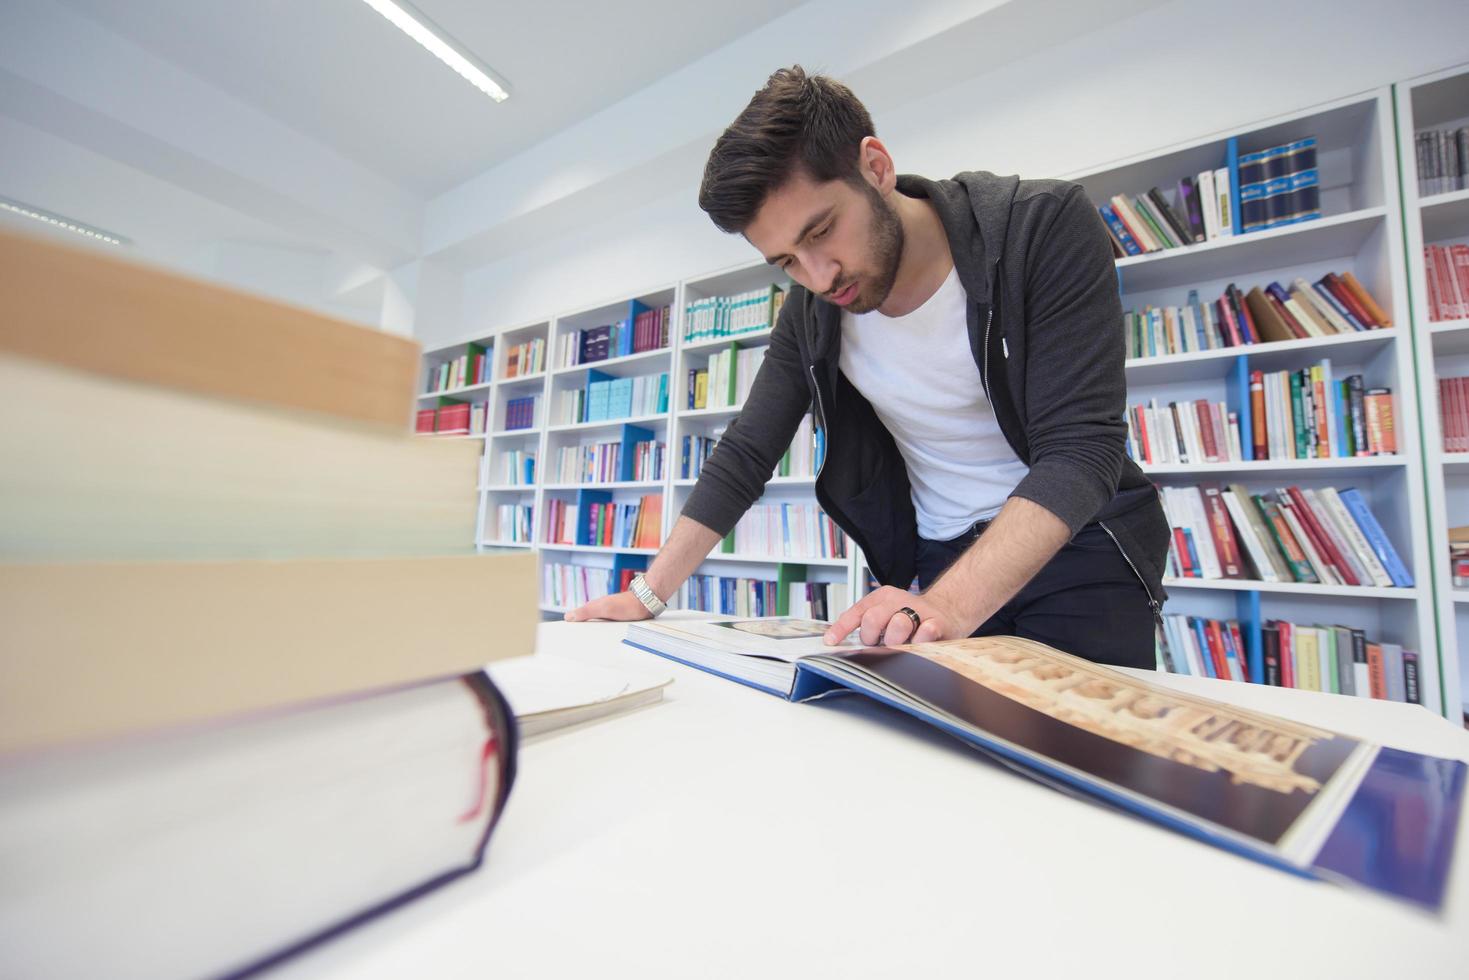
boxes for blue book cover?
[1100,205,1142,255]
[625,621,1467,911]
[1225,136,1244,236]
[1312,280,1365,330]
[656,372,669,414]
[1338,489,1413,587]
[609,377,634,419]
[1190,617,1217,679]
[587,380,610,423]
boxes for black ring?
[896,606,922,633]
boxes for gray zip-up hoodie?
[682,171,1169,610]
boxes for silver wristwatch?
[628,574,667,618]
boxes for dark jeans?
[916,521,1157,670]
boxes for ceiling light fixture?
[358,0,511,103]
[0,196,129,246]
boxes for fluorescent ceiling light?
[0,197,129,246]
[358,0,511,103]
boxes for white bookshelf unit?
[1396,62,1469,723]
[420,78,1464,720]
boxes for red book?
[1263,289,1309,339]
[1172,528,1195,577]
[1204,620,1230,679]
[1135,406,1153,464]
[1216,296,1244,347]
[1195,401,1220,461]
[1365,643,1387,698]
[1452,246,1469,321]
[1283,486,1358,586]
[1278,621,1296,688]
[1250,371,1268,459]
[1200,484,1246,578]
[1323,273,1377,328]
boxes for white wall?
[445,0,1469,346]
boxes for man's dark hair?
[698,66,876,234]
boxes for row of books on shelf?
[555,306,672,368]
[504,395,536,431]
[688,346,765,410]
[1160,483,1411,588]
[1099,135,1320,257]
[551,439,666,484]
[558,373,670,424]
[540,562,635,610]
[1123,272,1389,360]
[1415,126,1468,197]
[678,414,824,481]
[415,401,487,436]
[425,345,488,394]
[683,285,787,343]
[493,505,534,544]
[1156,615,1422,704]
[1125,369,1395,465]
[719,503,847,561]
[504,337,546,378]
[1451,526,1469,588]
[1424,245,1469,322]
[498,450,535,486]
[542,495,663,550]
[1437,375,1469,452]
[676,575,849,620]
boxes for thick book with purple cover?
[624,619,1463,910]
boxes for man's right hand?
[564,590,653,623]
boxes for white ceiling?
[54,0,798,198]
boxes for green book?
[1252,494,1319,583]
[1289,371,1308,458]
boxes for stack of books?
[0,229,536,977]
[1123,271,1390,359]
[494,504,534,543]
[681,431,721,479]
[1416,126,1468,195]
[1156,615,1421,703]
[502,449,536,485]
[542,561,617,608]
[689,345,766,409]
[504,395,537,431]
[721,503,847,560]
[416,400,488,435]
[680,574,781,616]
[1424,245,1469,321]
[1126,365,1395,464]
[683,284,787,343]
[556,307,672,368]
[504,337,545,377]
[425,343,488,393]
[559,372,670,424]
[1159,483,1411,588]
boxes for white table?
[277,618,1469,979]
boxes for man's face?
[744,168,903,315]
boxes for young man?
[567,66,1169,667]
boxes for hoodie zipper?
[1098,520,1163,625]
[980,305,994,407]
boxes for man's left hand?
[822,585,973,647]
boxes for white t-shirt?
[838,266,1029,540]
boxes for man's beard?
[844,184,904,314]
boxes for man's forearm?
[642,516,724,602]
[925,496,1071,625]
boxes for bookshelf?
[1396,62,1469,724]
[425,79,1462,718]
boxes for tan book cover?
[0,228,420,430]
[1243,287,1298,343]
[1339,271,1393,327]
[0,552,537,753]
[1,354,479,561]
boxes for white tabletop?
[277,617,1469,979]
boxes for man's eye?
[811,223,831,241]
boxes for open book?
[624,617,1464,911]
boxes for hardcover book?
[624,618,1464,910]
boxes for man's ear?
[858,136,897,193]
